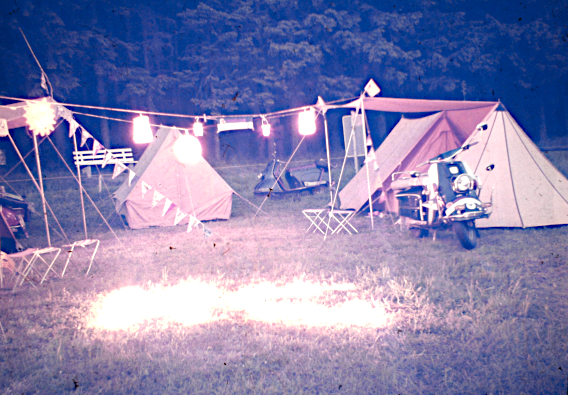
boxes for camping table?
[303,208,358,235]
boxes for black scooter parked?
[254,159,331,198]
[391,142,493,249]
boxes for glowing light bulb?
[133,115,153,144]
[193,119,204,137]
[24,98,57,137]
[174,133,202,165]
[261,118,271,137]
[298,108,316,136]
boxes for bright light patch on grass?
[88,278,388,331]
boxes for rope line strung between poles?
[0,94,358,125]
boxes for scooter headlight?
[453,174,473,192]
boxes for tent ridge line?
[506,111,568,208]
[502,111,525,228]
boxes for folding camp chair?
[303,208,358,236]
[13,247,62,288]
[61,239,100,277]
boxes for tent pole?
[32,132,51,247]
[6,133,68,243]
[361,97,374,231]
[322,113,334,205]
[352,118,359,172]
[73,133,88,239]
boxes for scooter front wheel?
[452,220,477,250]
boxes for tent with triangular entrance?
[113,126,234,229]
[455,105,568,228]
[337,100,498,212]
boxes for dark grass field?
[0,156,567,394]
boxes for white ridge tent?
[456,104,568,228]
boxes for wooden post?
[73,133,88,240]
[32,132,51,247]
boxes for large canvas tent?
[334,98,498,212]
[455,105,568,228]
[114,126,234,229]
[334,97,568,228]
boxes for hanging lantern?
[193,118,204,137]
[173,132,202,165]
[24,98,57,137]
[133,114,153,144]
[261,117,271,137]
[298,108,316,136]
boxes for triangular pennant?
[141,181,152,198]
[57,106,73,122]
[151,190,164,208]
[93,140,103,156]
[365,149,376,163]
[68,119,79,138]
[80,128,92,147]
[174,207,188,226]
[0,118,8,138]
[187,215,199,233]
[112,162,128,179]
[162,198,172,217]
[366,135,373,147]
[101,150,113,168]
[128,169,136,186]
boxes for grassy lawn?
[0,158,567,394]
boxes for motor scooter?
[391,142,493,249]
[254,158,331,198]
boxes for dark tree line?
[0,0,567,161]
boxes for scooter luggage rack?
[303,208,358,236]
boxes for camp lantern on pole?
[173,131,202,165]
[24,98,57,137]
[133,114,153,144]
[298,108,316,136]
[193,118,204,137]
[261,117,271,137]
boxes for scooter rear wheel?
[452,220,477,250]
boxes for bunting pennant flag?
[68,119,79,138]
[151,190,164,208]
[93,140,103,156]
[0,119,8,138]
[57,106,73,122]
[366,135,373,146]
[187,215,199,233]
[141,181,152,198]
[174,207,187,226]
[112,162,128,179]
[80,128,92,147]
[162,198,172,217]
[101,150,113,168]
[128,169,136,186]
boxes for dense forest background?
[0,0,567,164]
